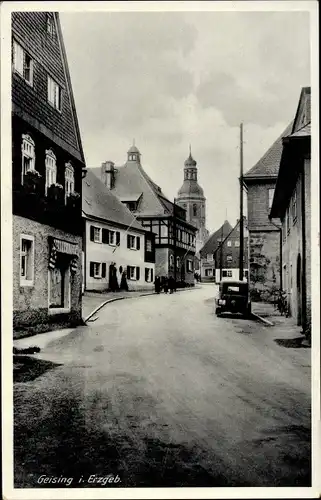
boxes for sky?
[60,9,310,233]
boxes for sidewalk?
[252,301,308,347]
[82,290,155,321]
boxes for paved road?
[14,285,311,488]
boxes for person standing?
[169,276,174,294]
[154,276,161,294]
[163,277,169,294]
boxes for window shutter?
[101,263,106,278]
[127,235,130,248]
[136,237,140,250]
[136,267,140,281]
[127,265,130,278]
[90,226,95,241]
[89,262,94,277]
[116,232,120,246]
[102,229,109,244]
[151,269,154,283]
[145,268,148,282]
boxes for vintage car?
[215,280,251,318]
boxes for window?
[268,188,275,209]
[193,204,197,217]
[205,269,213,277]
[286,208,290,235]
[235,240,240,247]
[244,270,248,279]
[21,135,36,183]
[127,266,140,280]
[146,238,152,252]
[13,41,33,85]
[187,259,193,272]
[93,227,101,243]
[89,262,106,279]
[48,75,62,111]
[127,234,140,250]
[127,202,137,212]
[145,268,154,282]
[45,149,57,194]
[65,163,74,201]
[222,270,227,278]
[227,270,233,277]
[227,255,233,262]
[176,256,180,269]
[207,253,214,262]
[47,14,56,37]
[227,241,232,247]
[169,254,174,267]
[20,235,34,285]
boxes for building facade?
[200,220,248,283]
[243,122,293,300]
[83,171,155,292]
[270,87,311,335]
[176,150,209,263]
[12,12,86,331]
[92,145,197,286]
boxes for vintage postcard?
[1,1,320,499]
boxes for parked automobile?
[215,280,251,318]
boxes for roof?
[119,194,142,202]
[128,145,140,154]
[200,220,233,257]
[243,121,293,180]
[270,87,311,218]
[177,180,204,197]
[82,170,144,232]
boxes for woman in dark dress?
[154,276,161,294]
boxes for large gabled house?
[82,170,155,292]
[270,87,311,336]
[200,219,249,283]
[91,145,197,286]
[243,121,293,300]
[12,12,86,333]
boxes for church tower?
[176,148,209,255]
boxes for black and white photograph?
[1,1,320,498]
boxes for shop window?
[20,235,34,286]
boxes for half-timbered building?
[91,145,197,286]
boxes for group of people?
[154,276,176,294]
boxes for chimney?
[101,161,115,189]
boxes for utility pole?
[219,222,223,282]
[239,123,244,281]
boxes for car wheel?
[215,307,221,316]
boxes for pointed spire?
[133,138,135,147]
[189,144,192,156]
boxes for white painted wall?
[85,219,155,292]
[215,268,248,283]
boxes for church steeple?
[127,140,141,163]
[184,146,198,181]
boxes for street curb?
[84,286,200,322]
[251,312,274,326]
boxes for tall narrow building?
[12,12,86,333]
[176,149,209,258]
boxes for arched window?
[169,254,174,267]
[45,149,57,194]
[21,134,35,183]
[176,256,180,269]
[65,162,74,201]
[193,204,197,217]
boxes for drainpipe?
[269,217,283,291]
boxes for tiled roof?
[288,122,311,138]
[200,220,233,257]
[244,121,293,179]
[82,170,144,231]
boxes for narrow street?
[14,285,311,488]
